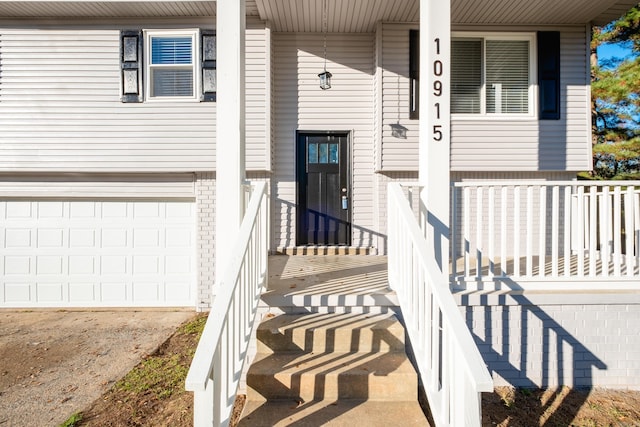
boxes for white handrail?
[186,181,269,427]
[388,183,493,427]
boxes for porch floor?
[262,255,398,313]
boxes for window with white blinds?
[451,38,482,114]
[452,34,534,116]
[146,30,198,100]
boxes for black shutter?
[120,30,143,103]
[201,30,217,102]
[409,29,419,119]
[538,31,560,120]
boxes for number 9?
[433,80,442,97]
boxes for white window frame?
[144,29,200,102]
[451,32,537,120]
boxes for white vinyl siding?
[379,24,591,172]
[272,33,377,249]
[379,24,419,171]
[246,20,271,170]
[0,18,270,172]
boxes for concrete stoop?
[238,312,428,426]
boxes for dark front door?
[296,132,351,245]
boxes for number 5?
[433,125,443,141]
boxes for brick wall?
[196,172,216,310]
[462,299,640,388]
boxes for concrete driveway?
[0,310,195,426]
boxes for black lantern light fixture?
[319,0,332,90]
[318,70,332,90]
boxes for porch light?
[318,70,332,90]
[391,122,408,139]
[319,0,332,90]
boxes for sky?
[598,42,633,64]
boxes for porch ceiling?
[257,0,637,31]
[0,0,633,27]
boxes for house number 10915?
[433,38,443,142]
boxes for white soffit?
[0,0,633,28]
[256,0,636,32]
[0,1,260,18]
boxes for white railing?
[451,181,640,290]
[186,181,269,427]
[388,183,493,427]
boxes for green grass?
[178,313,207,335]
[114,354,190,399]
[113,314,206,400]
[58,412,82,427]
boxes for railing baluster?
[551,185,559,277]
[476,187,484,285]
[589,186,598,277]
[539,186,547,278]
[526,186,534,277]
[577,186,585,277]
[451,185,458,282]
[488,187,495,279]
[514,186,521,277]
[500,186,508,277]
[625,188,634,276]
[635,192,640,269]
[464,187,471,280]
[614,187,622,276]
[563,186,571,277]
[601,186,611,277]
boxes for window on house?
[119,29,216,103]
[146,30,198,100]
[451,34,535,116]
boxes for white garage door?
[0,200,196,308]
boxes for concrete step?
[238,399,429,427]
[246,350,418,402]
[256,312,405,354]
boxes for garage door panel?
[37,283,64,302]
[69,256,96,275]
[6,202,32,218]
[6,229,32,247]
[37,256,64,275]
[70,229,97,247]
[69,283,96,302]
[133,282,161,302]
[5,283,31,302]
[1,200,195,308]
[5,256,31,275]
[38,228,65,247]
[101,282,128,302]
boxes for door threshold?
[275,246,373,255]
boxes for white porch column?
[216,0,246,284]
[419,0,451,272]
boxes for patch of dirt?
[483,386,640,426]
[44,312,640,427]
[78,313,246,427]
[0,310,194,427]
